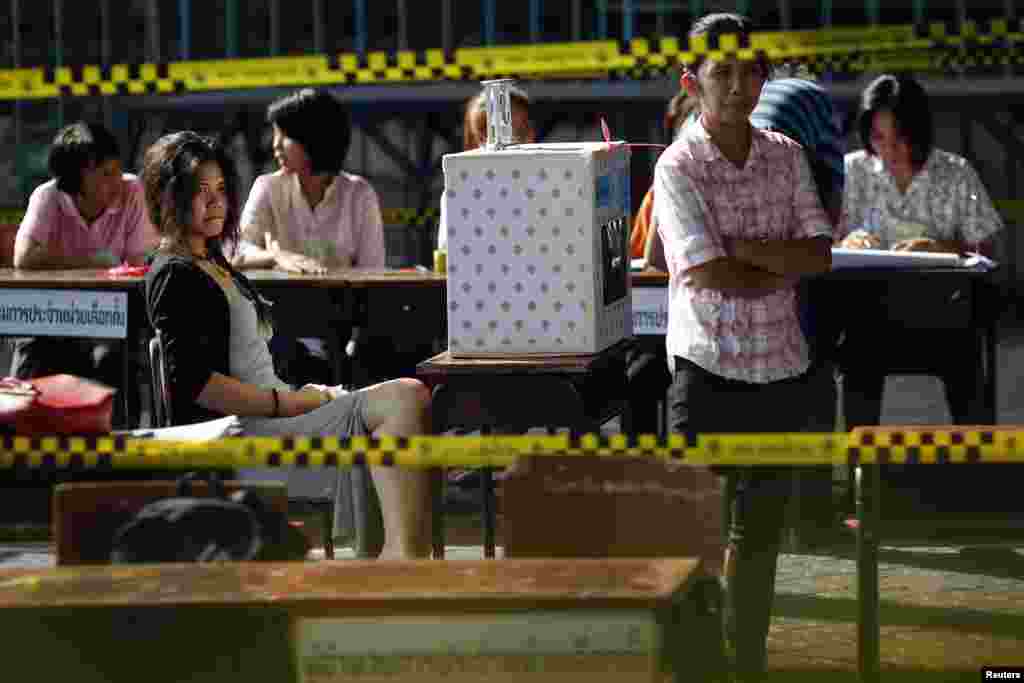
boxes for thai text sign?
[0,289,128,339]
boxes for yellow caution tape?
[0,208,24,225]
[0,20,1021,101]
[1,430,1022,469]
[381,208,439,227]
[455,41,632,78]
[169,56,343,92]
[996,199,1024,223]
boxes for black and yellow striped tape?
[381,208,439,227]
[1,430,1022,470]
[0,208,24,225]
[0,19,1021,101]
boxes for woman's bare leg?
[362,378,434,559]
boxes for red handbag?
[0,375,116,435]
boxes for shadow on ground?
[773,591,1024,640]
[811,544,1024,582]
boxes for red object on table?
[0,374,116,434]
[107,264,149,277]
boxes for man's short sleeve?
[652,159,725,276]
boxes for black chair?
[147,333,172,429]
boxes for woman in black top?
[142,131,433,559]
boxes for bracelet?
[271,388,280,418]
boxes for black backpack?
[110,473,311,563]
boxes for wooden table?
[627,267,1001,422]
[416,339,634,558]
[342,269,447,384]
[823,266,1000,423]
[245,270,354,385]
[247,268,446,387]
[0,557,724,682]
[0,267,444,422]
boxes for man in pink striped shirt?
[653,13,833,680]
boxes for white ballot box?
[443,142,632,356]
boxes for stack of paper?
[831,248,995,271]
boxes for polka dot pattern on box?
[443,143,632,355]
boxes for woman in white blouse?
[231,89,401,556]
[234,88,385,273]
[836,73,1004,429]
[838,74,1003,255]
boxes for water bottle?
[481,78,517,151]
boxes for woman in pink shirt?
[10,121,157,426]
[236,88,387,386]
[235,88,385,272]
[14,122,155,271]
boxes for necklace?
[194,254,235,295]
[193,249,227,272]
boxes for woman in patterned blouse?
[838,73,1003,254]
[836,73,1003,429]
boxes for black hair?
[142,130,269,324]
[686,13,768,79]
[48,121,121,195]
[142,131,241,254]
[858,73,934,168]
[267,88,351,175]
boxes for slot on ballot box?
[443,142,632,356]
[0,558,725,682]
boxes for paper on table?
[961,253,998,271]
[243,269,295,280]
[831,247,962,270]
[124,415,241,440]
